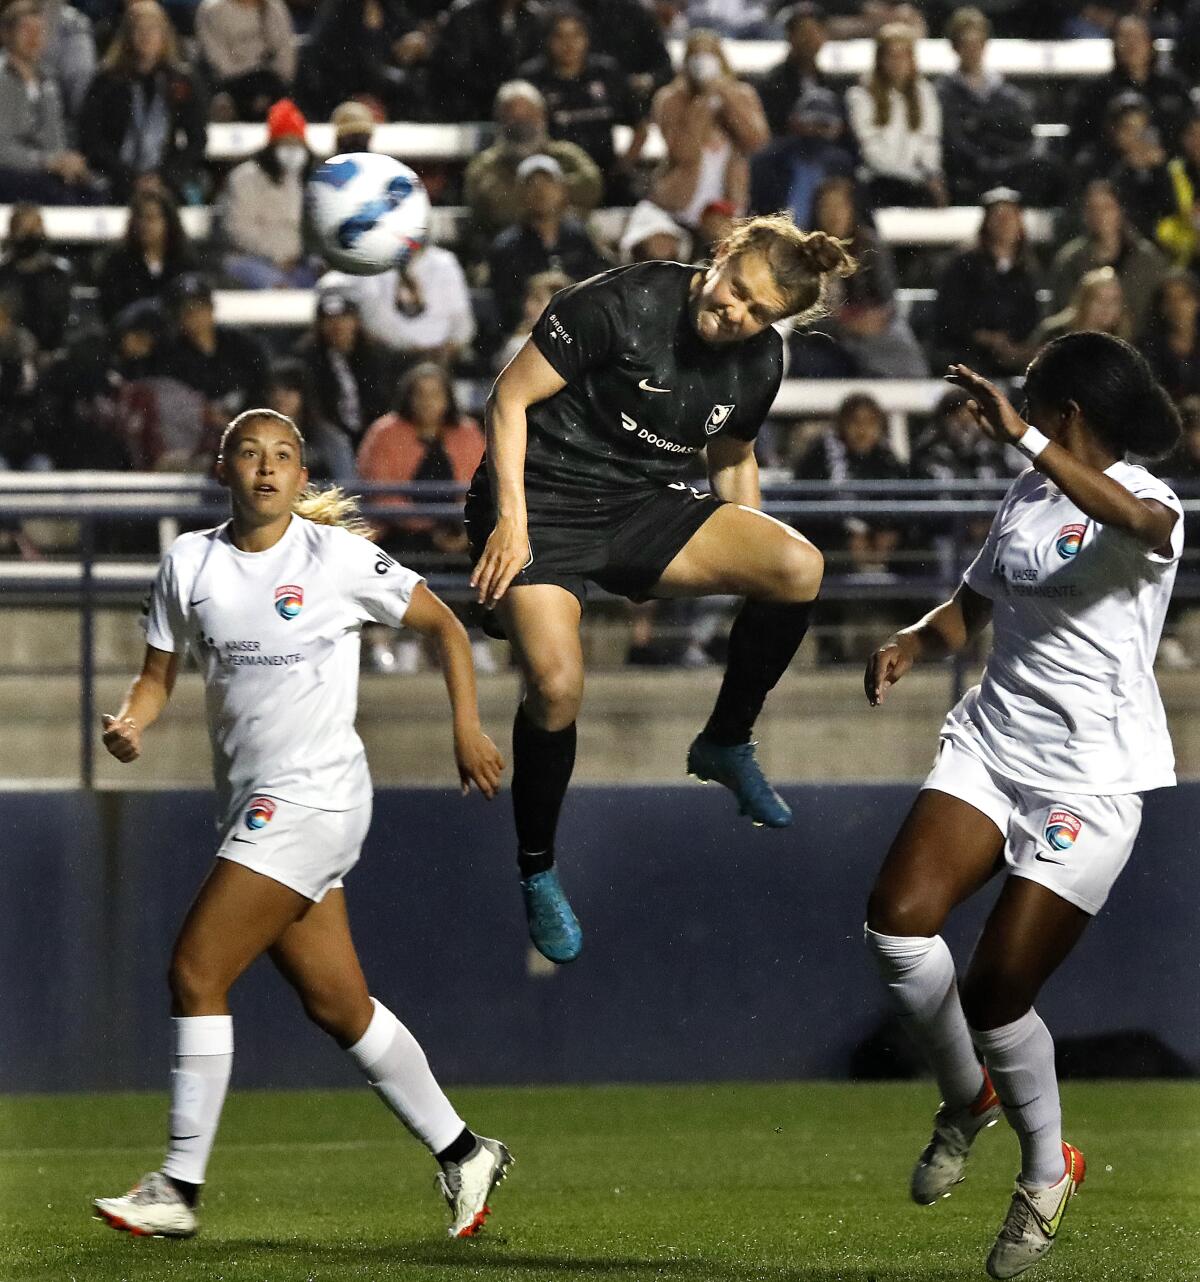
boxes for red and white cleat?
[986,1142,1086,1280]
[435,1136,514,1238]
[911,1068,1002,1205]
[93,1171,197,1238]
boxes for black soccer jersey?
[520,261,784,514]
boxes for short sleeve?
[962,501,1007,600]
[725,330,784,442]
[530,272,624,382]
[143,552,188,653]
[1126,481,1184,566]
[332,530,425,628]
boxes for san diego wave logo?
[1044,809,1082,851]
[274,584,303,620]
[1055,523,1086,559]
[245,796,277,830]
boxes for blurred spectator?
[1178,1,1200,83]
[570,0,672,117]
[1049,178,1167,335]
[650,29,770,228]
[429,0,547,122]
[291,290,395,478]
[1163,394,1200,484]
[493,266,571,369]
[97,187,197,322]
[41,0,96,122]
[618,199,690,262]
[1156,112,1200,271]
[464,80,603,243]
[1031,265,1131,348]
[79,1,208,204]
[0,291,41,467]
[808,174,927,378]
[159,272,270,438]
[196,0,297,121]
[297,0,428,119]
[1070,14,1191,157]
[329,98,377,154]
[216,99,321,290]
[264,357,323,467]
[0,1,104,204]
[519,4,645,203]
[0,203,73,358]
[487,153,609,332]
[820,1,927,39]
[687,0,773,38]
[911,386,1017,488]
[693,197,734,258]
[846,23,945,208]
[1141,269,1200,402]
[331,242,476,369]
[748,84,854,227]
[930,186,1041,376]
[1086,93,1176,240]
[756,3,836,137]
[938,6,1043,205]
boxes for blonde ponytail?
[292,484,375,538]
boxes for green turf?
[1,1082,1196,1281]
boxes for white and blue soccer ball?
[305,152,430,276]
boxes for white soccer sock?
[346,998,465,1154]
[161,1015,234,1187]
[864,926,985,1110]
[971,1009,1064,1188]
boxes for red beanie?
[267,99,307,142]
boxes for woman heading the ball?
[93,410,511,1241]
[467,213,854,963]
[863,333,1182,1280]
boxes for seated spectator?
[159,272,270,439]
[0,203,73,359]
[464,80,603,246]
[809,174,927,378]
[687,0,774,38]
[79,1,208,205]
[911,386,1017,488]
[938,6,1043,205]
[487,153,609,332]
[1050,178,1167,335]
[650,28,770,228]
[846,22,945,209]
[263,357,324,467]
[96,187,197,322]
[1083,93,1176,240]
[1141,269,1200,402]
[328,98,377,155]
[1157,112,1200,271]
[493,266,571,370]
[0,1,104,204]
[290,289,394,479]
[428,0,545,122]
[216,98,321,290]
[929,186,1041,377]
[618,199,690,262]
[196,0,296,121]
[519,4,644,203]
[1031,265,1131,348]
[570,0,672,118]
[0,291,40,467]
[748,84,855,228]
[42,0,96,121]
[329,241,476,370]
[820,1,927,40]
[756,3,836,137]
[1178,1,1200,84]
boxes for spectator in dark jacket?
[756,3,836,137]
[96,187,197,322]
[429,0,547,122]
[1099,93,1177,241]
[1141,269,1200,403]
[0,203,73,358]
[570,0,671,116]
[79,0,208,205]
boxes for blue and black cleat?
[520,868,583,963]
[686,734,792,828]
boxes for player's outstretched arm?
[100,645,178,762]
[865,585,991,707]
[402,583,504,798]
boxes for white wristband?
[1014,425,1050,460]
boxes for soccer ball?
[305,152,430,276]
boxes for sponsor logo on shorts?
[1044,808,1082,851]
[704,403,735,435]
[245,796,277,830]
[274,584,303,619]
[546,313,572,344]
[1055,524,1086,558]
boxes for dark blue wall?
[2,785,1197,1091]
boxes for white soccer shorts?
[215,794,372,902]
[922,734,1143,915]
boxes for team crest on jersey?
[1055,524,1086,559]
[704,403,735,435]
[274,584,303,619]
[245,796,277,830]
[1044,809,1082,851]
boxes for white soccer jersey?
[144,515,423,822]
[943,460,1183,794]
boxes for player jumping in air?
[93,410,512,1241]
[863,334,1182,1279]
[468,213,855,963]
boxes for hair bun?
[799,230,856,278]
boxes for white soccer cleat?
[911,1069,1002,1205]
[93,1170,198,1238]
[435,1136,513,1238]
[986,1142,1086,1280]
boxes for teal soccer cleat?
[686,734,792,828]
[520,868,583,963]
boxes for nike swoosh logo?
[638,377,670,393]
[169,1134,201,1142]
[1034,853,1066,865]
[230,835,256,845]
[189,597,210,607]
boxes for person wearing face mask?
[216,99,322,291]
[0,202,74,359]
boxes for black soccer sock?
[165,1176,200,1209]
[702,598,816,746]
[435,1126,478,1166]
[512,702,577,878]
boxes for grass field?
[1,1082,1196,1282]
